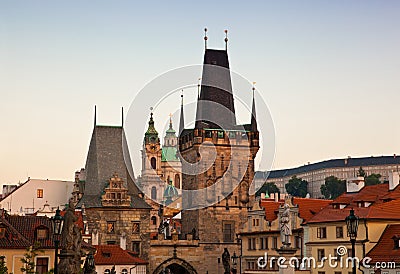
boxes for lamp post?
[83,252,96,274]
[231,252,238,274]
[51,208,64,274]
[345,209,359,274]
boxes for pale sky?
[1,1,399,186]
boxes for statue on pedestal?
[222,248,230,274]
[280,203,292,247]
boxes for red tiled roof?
[5,213,55,248]
[307,183,400,224]
[0,215,31,248]
[367,224,400,263]
[94,245,147,265]
[260,197,332,223]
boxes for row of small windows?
[247,236,302,250]
[107,221,140,234]
[316,226,343,239]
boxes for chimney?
[389,171,399,190]
[261,193,265,199]
[270,193,274,200]
[346,177,365,193]
[91,230,99,245]
[275,193,279,202]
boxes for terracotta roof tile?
[94,245,147,265]
[307,183,400,224]
[260,197,331,223]
[367,224,400,263]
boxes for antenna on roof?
[224,29,228,51]
[204,28,208,50]
[121,107,124,127]
[94,105,97,126]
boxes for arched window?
[151,216,157,226]
[122,270,128,274]
[150,157,156,170]
[174,174,180,188]
[151,186,157,200]
[104,270,110,274]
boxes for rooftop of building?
[260,197,332,223]
[367,224,400,263]
[256,155,400,179]
[94,245,147,265]
[306,183,400,224]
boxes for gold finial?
[150,107,153,117]
[224,29,228,50]
[252,81,256,91]
[204,28,208,49]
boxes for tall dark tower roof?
[251,87,258,132]
[77,125,150,209]
[195,49,236,130]
[179,93,185,135]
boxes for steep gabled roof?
[78,125,150,209]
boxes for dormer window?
[392,236,400,249]
[35,226,49,240]
[0,225,5,239]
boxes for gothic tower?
[179,40,260,273]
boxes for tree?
[0,255,8,274]
[285,176,308,198]
[365,173,382,186]
[357,167,366,177]
[256,182,279,197]
[21,242,44,274]
[320,176,346,199]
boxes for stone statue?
[280,203,292,246]
[61,199,78,251]
[222,248,230,274]
[58,199,84,274]
[83,252,97,274]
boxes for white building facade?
[0,178,74,215]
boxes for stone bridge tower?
[178,40,260,273]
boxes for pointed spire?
[197,78,201,99]
[251,82,258,132]
[204,28,208,50]
[224,29,228,51]
[145,107,158,141]
[179,90,185,135]
[169,113,173,130]
[94,105,97,127]
[121,107,124,127]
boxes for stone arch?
[153,257,197,274]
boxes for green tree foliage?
[365,173,382,186]
[21,242,44,274]
[0,255,8,274]
[256,182,279,197]
[320,176,346,199]
[357,167,366,177]
[285,176,309,198]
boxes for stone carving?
[280,203,292,246]
[58,199,84,274]
[222,248,230,274]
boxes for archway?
[153,258,197,274]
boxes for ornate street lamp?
[83,252,96,274]
[345,209,359,274]
[51,208,64,274]
[231,252,238,274]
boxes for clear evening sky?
[1,1,399,185]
